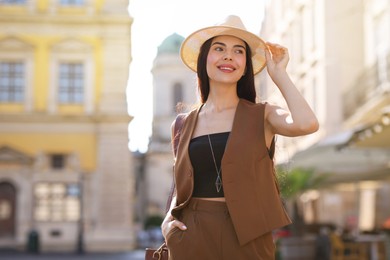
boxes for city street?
[0,250,145,260]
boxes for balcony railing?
[343,53,390,120]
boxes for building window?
[60,0,84,5]
[0,62,24,103]
[58,62,84,104]
[34,183,80,222]
[373,13,389,85]
[0,0,26,4]
[173,82,183,112]
[50,154,66,169]
[0,200,11,220]
[311,0,317,51]
[298,7,304,62]
[312,78,318,114]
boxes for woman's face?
[206,35,247,86]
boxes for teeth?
[219,66,234,71]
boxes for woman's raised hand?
[265,42,290,80]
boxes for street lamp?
[68,178,84,254]
[77,175,84,254]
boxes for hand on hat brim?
[265,42,289,72]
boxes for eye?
[235,48,245,54]
[214,46,224,52]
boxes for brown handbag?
[145,243,169,260]
[144,114,186,260]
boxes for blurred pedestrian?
[315,227,331,260]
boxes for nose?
[223,55,232,61]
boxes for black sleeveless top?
[189,132,229,198]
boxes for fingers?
[162,219,187,240]
[265,42,290,68]
[164,214,187,230]
[266,42,288,55]
[264,46,273,66]
[172,220,187,230]
[266,42,287,50]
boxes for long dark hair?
[196,37,257,103]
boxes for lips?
[217,65,236,72]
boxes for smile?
[218,66,236,72]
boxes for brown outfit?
[167,199,275,260]
[168,99,291,259]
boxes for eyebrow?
[212,41,246,50]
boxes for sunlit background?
[0,0,389,259]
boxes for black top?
[189,132,229,198]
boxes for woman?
[161,15,319,259]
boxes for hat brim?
[180,25,267,75]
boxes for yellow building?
[0,0,134,252]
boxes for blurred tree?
[276,167,328,236]
[144,215,164,230]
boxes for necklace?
[207,134,223,192]
[204,106,222,193]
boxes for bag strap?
[165,113,186,213]
[153,242,168,259]
[173,113,186,157]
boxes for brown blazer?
[171,99,292,246]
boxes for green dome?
[157,33,184,55]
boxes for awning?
[348,112,390,148]
[288,131,390,184]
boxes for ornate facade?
[0,0,134,252]
[261,0,390,236]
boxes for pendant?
[215,175,222,193]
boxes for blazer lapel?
[222,99,244,164]
[177,105,202,161]
[173,105,202,207]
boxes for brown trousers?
[166,198,275,260]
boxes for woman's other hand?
[161,214,187,240]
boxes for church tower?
[139,33,197,224]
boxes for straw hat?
[180,15,267,75]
